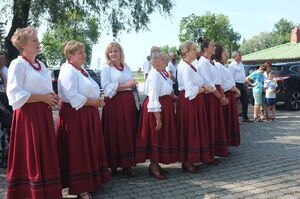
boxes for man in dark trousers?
[228,51,253,122]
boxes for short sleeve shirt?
[247,71,264,93]
[264,79,278,98]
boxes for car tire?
[285,89,300,110]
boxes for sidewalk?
[0,106,299,199]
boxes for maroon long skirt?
[177,91,211,163]
[102,91,136,169]
[223,90,240,146]
[136,95,178,164]
[7,102,62,199]
[56,103,110,194]
[204,85,228,157]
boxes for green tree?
[160,45,177,55]
[267,18,295,47]
[42,8,100,66]
[239,18,295,55]
[239,32,271,55]
[160,45,179,61]
[178,12,241,56]
[2,0,174,65]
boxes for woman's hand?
[155,119,162,131]
[204,85,214,93]
[125,80,138,89]
[252,82,258,86]
[98,98,105,107]
[198,87,206,93]
[235,89,241,97]
[172,92,178,100]
[43,93,60,107]
[153,112,162,131]
[219,96,229,106]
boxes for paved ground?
[0,105,299,199]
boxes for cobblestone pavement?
[0,106,299,199]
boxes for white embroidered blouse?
[7,56,54,110]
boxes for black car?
[246,62,300,110]
[85,69,101,87]
[244,64,259,76]
[48,68,60,94]
[48,68,101,93]
[271,62,300,110]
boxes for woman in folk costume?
[56,40,109,199]
[214,45,241,147]
[176,41,214,173]
[6,27,61,199]
[101,42,137,177]
[197,37,229,163]
[135,52,178,179]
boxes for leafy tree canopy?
[160,45,179,61]
[239,18,295,55]
[178,12,241,55]
[1,0,175,64]
[42,8,100,66]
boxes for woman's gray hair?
[232,51,241,58]
[150,51,162,65]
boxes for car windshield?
[271,66,284,71]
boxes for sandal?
[78,192,93,199]
[254,117,263,122]
[272,117,278,122]
[181,163,200,173]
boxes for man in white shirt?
[228,51,253,122]
[143,56,151,79]
[166,53,178,95]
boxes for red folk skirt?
[177,91,211,163]
[56,103,110,194]
[135,95,178,164]
[223,90,240,146]
[7,102,62,199]
[204,85,228,157]
[102,91,136,169]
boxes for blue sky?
[90,0,300,71]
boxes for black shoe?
[242,118,253,123]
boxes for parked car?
[244,64,260,76]
[246,62,300,110]
[48,68,101,94]
[85,69,101,87]
[48,68,60,94]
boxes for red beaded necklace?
[114,63,124,71]
[68,62,89,77]
[21,55,42,71]
[183,60,197,72]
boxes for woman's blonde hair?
[11,27,37,52]
[179,41,197,58]
[105,42,125,65]
[63,40,85,60]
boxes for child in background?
[264,72,278,122]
